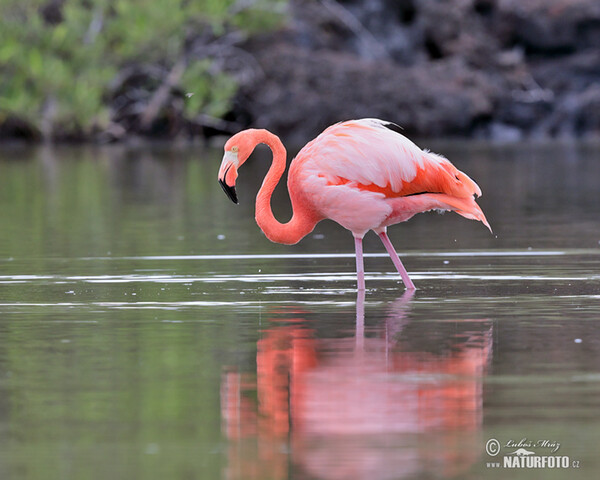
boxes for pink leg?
[378,231,416,290]
[355,288,365,351]
[354,236,366,291]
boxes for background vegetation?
[0,0,286,141]
[2,0,599,143]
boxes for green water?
[0,142,599,479]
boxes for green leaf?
[0,0,287,137]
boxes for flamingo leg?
[377,231,416,290]
[355,288,365,351]
[354,235,366,291]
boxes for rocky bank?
[228,0,600,143]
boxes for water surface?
[0,142,599,479]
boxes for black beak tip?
[219,179,238,204]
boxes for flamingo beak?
[219,168,238,204]
[218,151,239,204]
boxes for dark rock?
[496,0,600,54]
[487,122,524,142]
[234,41,501,145]
[227,0,600,142]
[0,116,41,142]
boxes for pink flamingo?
[218,118,490,290]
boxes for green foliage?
[230,0,289,33]
[181,60,238,118]
[0,1,115,135]
[0,0,288,139]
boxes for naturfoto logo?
[485,437,581,470]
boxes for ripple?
[0,299,359,310]
[0,270,597,285]
[74,249,586,262]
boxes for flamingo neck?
[253,130,319,245]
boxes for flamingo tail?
[430,194,492,233]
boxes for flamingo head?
[218,130,256,204]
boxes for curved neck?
[253,130,319,245]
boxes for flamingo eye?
[231,146,239,153]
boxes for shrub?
[0,0,287,140]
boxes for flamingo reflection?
[221,292,492,479]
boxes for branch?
[319,0,388,61]
[140,57,187,128]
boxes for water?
[0,141,599,479]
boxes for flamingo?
[218,118,490,290]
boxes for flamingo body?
[218,118,490,290]
[290,119,489,235]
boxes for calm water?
[0,141,599,479]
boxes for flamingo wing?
[292,119,490,234]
